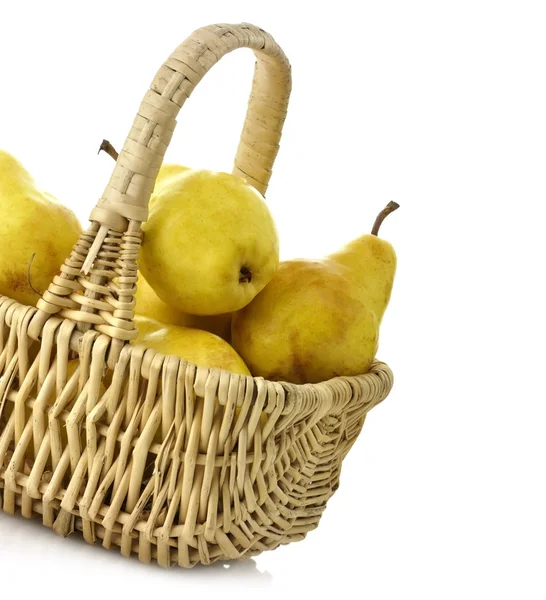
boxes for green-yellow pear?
[231,202,399,384]
[140,170,279,316]
[134,316,250,375]
[0,150,81,306]
[135,272,232,340]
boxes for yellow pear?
[179,312,232,344]
[134,316,250,375]
[135,272,232,340]
[0,150,81,306]
[134,316,265,438]
[231,202,399,384]
[151,163,191,199]
[135,272,184,327]
[140,170,279,315]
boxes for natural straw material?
[0,23,394,567]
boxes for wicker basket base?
[0,296,392,567]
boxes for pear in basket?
[135,272,232,341]
[232,202,399,384]
[140,169,279,315]
[150,163,191,199]
[133,316,267,429]
[97,146,235,335]
[134,316,250,375]
[0,150,81,306]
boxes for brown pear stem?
[371,201,400,236]
[98,139,119,161]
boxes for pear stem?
[371,201,400,236]
[98,139,119,161]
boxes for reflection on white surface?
[0,511,273,587]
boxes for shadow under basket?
[0,22,394,568]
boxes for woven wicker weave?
[0,22,394,567]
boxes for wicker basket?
[0,22,394,568]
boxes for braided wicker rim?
[0,23,394,567]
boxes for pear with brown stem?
[231,202,399,384]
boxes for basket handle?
[33,23,291,345]
[90,22,290,233]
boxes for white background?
[1,0,545,598]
